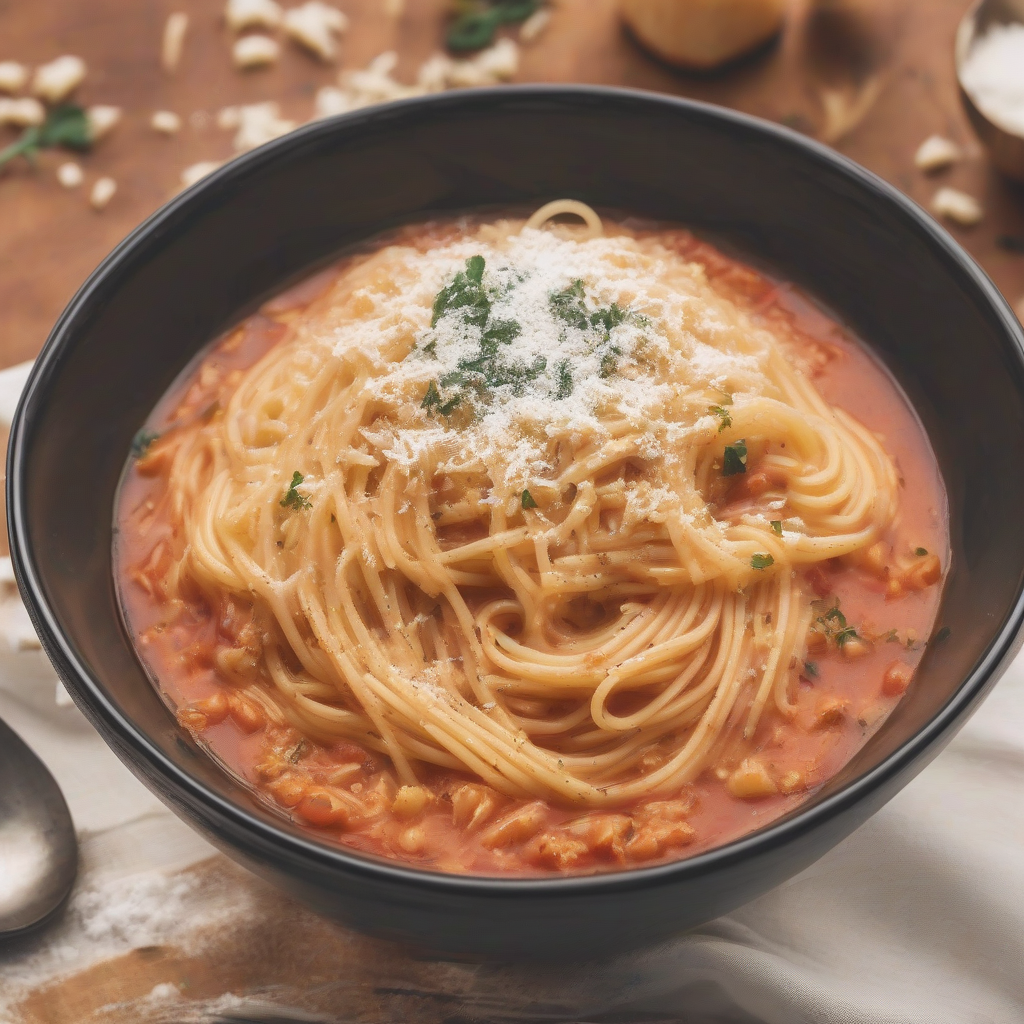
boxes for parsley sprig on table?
[0,104,91,172]
[446,0,540,51]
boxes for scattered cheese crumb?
[86,105,122,141]
[225,0,283,31]
[162,12,190,73]
[31,55,86,103]
[0,96,44,127]
[932,187,983,226]
[180,160,223,187]
[283,1,348,60]
[56,161,84,188]
[0,61,28,94]
[90,176,117,210]
[218,101,296,151]
[313,85,350,118]
[151,110,182,134]
[233,34,281,69]
[519,8,551,43]
[914,135,962,173]
[418,38,518,90]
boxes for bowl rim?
[10,83,1024,897]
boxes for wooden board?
[1,0,1023,374]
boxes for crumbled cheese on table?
[233,34,281,69]
[0,61,28,94]
[283,1,348,60]
[932,187,983,226]
[151,109,182,134]
[914,135,962,172]
[86,104,121,141]
[56,161,83,188]
[31,55,86,103]
[0,96,44,127]
[225,0,283,31]
[162,12,190,73]
[90,176,117,210]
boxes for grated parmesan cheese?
[312,227,775,494]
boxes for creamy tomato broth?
[116,217,947,877]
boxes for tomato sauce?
[115,226,947,877]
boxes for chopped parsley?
[554,359,574,400]
[131,428,160,458]
[751,553,774,570]
[416,257,640,419]
[722,439,748,476]
[915,547,928,556]
[421,379,462,418]
[804,661,819,678]
[521,489,538,509]
[814,601,861,648]
[0,103,91,171]
[770,520,783,536]
[280,471,312,511]
[708,404,732,432]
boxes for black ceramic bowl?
[9,87,1024,961]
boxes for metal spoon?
[0,717,77,936]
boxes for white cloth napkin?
[0,359,1021,1023]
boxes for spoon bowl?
[956,0,1024,180]
[0,717,77,936]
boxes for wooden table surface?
[2,0,1024,374]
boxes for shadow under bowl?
[8,86,1024,961]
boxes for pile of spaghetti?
[160,203,898,808]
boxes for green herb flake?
[915,547,928,556]
[521,489,538,510]
[834,626,859,648]
[751,552,774,570]
[280,471,312,511]
[770,520,783,536]
[131,428,160,458]
[709,405,732,432]
[722,439,748,477]
[804,661,819,678]
[932,626,951,645]
[554,359,574,400]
